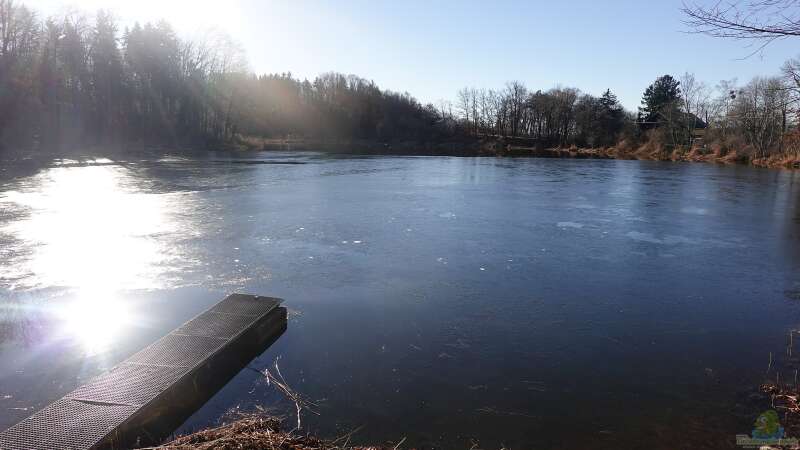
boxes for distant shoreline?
[2,137,798,171]
[246,137,800,170]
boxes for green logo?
[736,410,797,448]
[752,410,785,439]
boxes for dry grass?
[555,142,800,169]
[760,378,800,442]
[755,330,800,441]
[142,358,396,450]
[536,129,800,169]
[141,415,385,450]
[751,153,800,169]
[261,357,320,431]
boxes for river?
[1,152,799,448]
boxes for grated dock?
[0,294,287,450]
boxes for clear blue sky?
[36,0,799,111]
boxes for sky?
[32,0,799,111]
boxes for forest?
[0,0,451,153]
[450,71,797,163]
[0,0,799,164]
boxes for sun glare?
[1,164,173,354]
[55,291,132,355]
[3,164,171,290]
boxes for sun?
[1,163,172,354]
[56,291,132,355]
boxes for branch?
[682,0,800,40]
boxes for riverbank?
[245,136,800,170]
[144,415,388,450]
[517,143,800,170]
[3,136,797,173]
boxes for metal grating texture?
[66,363,190,407]
[0,294,285,450]
[210,294,281,317]
[126,334,227,368]
[174,311,258,339]
[0,398,137,450]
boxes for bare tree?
[437,99,454,123]
[709,79,738,136]
[504,81,527,137]
[680,72,708,145]
[781,56,800,107]
[469,87,479,134]
[456,87,472,133]
[683,1,800,50]
[733,77,788,157]
[490,89,506,135]
[478,89,500,136]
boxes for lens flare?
[1,163,173,354]
[56,291,132,356]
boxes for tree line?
[1,0,798,161]
[444,0,800,159]
[1,0,256,151]
[450,66,798,159]
[233,72,449,142]
[448,84,630,148]
[0,0,450,154]
[638,72,795,159]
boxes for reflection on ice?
[0,164,173,354]
[626,231,665,244]
[556,221,584,229]
[1,165,172,291]
[55,293,133,355]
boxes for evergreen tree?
[639,75,681,123]
[90,10,124,142]
[599,88,624,142]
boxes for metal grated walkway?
[0,294,287,450]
